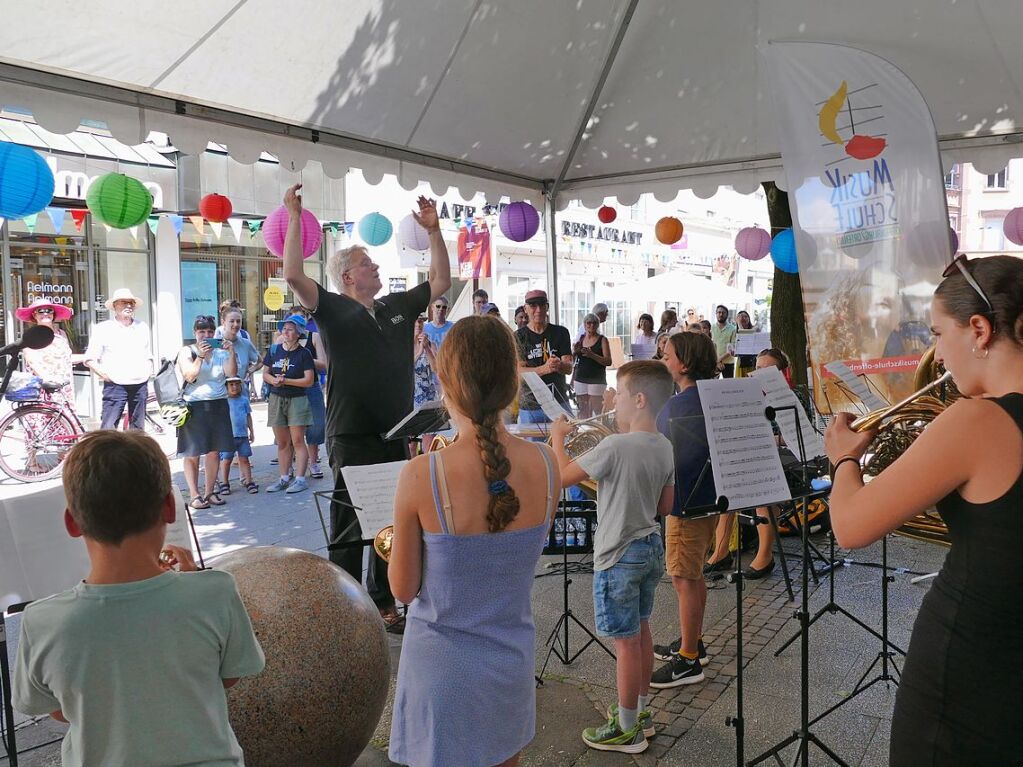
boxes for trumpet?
[850,371,954,433]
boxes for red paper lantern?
[655,216,684,245]
[597,205,617,224]
[199,193,233,223]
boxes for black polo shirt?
[515,323,572,410]
[312,281,430,437]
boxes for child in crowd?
[13,431,265,767]
[219,376,258,494]
[551,360,676,753]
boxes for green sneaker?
[607,702,655,738]
[582,714,648,753]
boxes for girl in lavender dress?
[388,316,562,767]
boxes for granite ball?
[218,547,389,766]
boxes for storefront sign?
[44,155,165,209]
[26,279,74,305]
[263,285,284,311]
[561,220,643,245]
[180,262,219,338]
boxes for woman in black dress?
[825,254,1023,766]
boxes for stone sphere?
[218,547,389,767]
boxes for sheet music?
[697,378,792,508]
[341,460,408,534]
[521,372,570,422]
[165,494,195,553]
[751,366,825,460]
[823,360,887,411]
[734,330,771,356]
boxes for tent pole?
[544,187,560,327]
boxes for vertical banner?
[763,42,951,409]
[457,222,491,279]
[180,261,219,339]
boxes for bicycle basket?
[4,373,42,402]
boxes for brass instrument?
[374,526,394,562]
[559,410,617,460]
[850,371,953,433]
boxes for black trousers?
[327,434,410,608]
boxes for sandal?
[217,481,231,496]
[244,480,259,494]
[189,495,210,510]
[206,492,226,506]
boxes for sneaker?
[270,456,279,465]
[266,477,292,493]
[607,703,654,738]
[649,653,705,689]
[582,715,648,754]
[285,477,309,494]
[309,462,324,479]
[654,637,711,664]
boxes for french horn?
[557,410,617,459]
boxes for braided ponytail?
[475,409,520,531]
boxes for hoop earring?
[972,346,989,359]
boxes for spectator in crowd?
[413,314,438,407]
[711,304,737,378]
[699,319,712,336]
[176,315,237,510]
[688,322,704,333]
[657,309,679,338]
[218,376,257,495]
[262,315,316,495]
[573,313,612,419]
[514,305,528,330]
[650,331,719,688]
[424,295,453,348]
[653,333,670,361]
[84,288,154,430]
[632,313,657,360]
[282,184,450,633]
[388,316,561,767]
[16,298,77,407]
[685,308,697,326]
[472,288,489,315]
[577,302,609,338]
[291,305,328,480]
[736,310,755,331]
[215,300,251,341]
[734,310,758,376]
[516,289,573,422]
[482,302,502,317]
[218,306,262,383]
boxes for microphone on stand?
[0,324,54,356]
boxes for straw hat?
[15,297,73,323]
[104,288,143,310]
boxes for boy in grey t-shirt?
[551,361,675,754]
[13,432,265,767]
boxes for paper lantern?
[199,193,233,223]
[949,227,959,255]
[398,214,431,252]
[771,229,799,273]
[263,205,323,259]
[0,141,55,219]
[499,201,540,242]
[597,205,617,224]
[655,216,684,245]
[735,226,772,261]
[1004,207,1023,246]
[86,173,153,229]
[358,213,393,246]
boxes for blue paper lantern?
[771,229,799,274]
[358,212,392,246]
[0,141,55,219]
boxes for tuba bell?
[557,410,617,459]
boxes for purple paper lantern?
[1004,207,1023,246]
[949,227,959,255]
[262,206,323,259]
[735,226,772,261]
[499,201,540,242]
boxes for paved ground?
[2,403,948,766]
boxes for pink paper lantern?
[499,201,540,242]
[1004,207,1023,246]
[262,206,323,259]
[735,226,772,261]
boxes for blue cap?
[277,314,308,335]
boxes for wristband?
[832,455,861,478]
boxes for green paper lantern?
[86,173,153,229]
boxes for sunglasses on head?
[942,254,995,315]
[195,314,215,323]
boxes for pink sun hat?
[15,297,73,323]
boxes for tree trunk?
[762,181,809,388]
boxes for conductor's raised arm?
[412,196,451,302]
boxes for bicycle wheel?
[0,405,80,482]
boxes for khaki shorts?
[268,393,313,428]
[665,514,716,580]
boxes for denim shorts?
[593,532,665,638]
[219,437,253,461]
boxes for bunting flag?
[168,214,184,237]
[188,215,205,236]
[329,222,339,238]
[23,213,38,234]
[70,209,88,231]
[210,221,223,239]
[128,225,139,242]
[146,216,160,235]
[344,222,354,236]
[227,218,242,242]
[45,207,66,233]
[245,219,263,236]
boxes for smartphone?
[207,338,223,349]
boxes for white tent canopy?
[1,1,1022,207]
[605,270,753,313]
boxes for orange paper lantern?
[199,193,233,223]
[655,216,684,245]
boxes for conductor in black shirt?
[282,183,451,630]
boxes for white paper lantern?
[398,214,431,252]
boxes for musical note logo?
[819,80,887,161]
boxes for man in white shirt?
[84,288,155,430]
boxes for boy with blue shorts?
[551,360,675,753]
[13,431,265,766]
[219,376,257,494]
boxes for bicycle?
[0,380,85,482]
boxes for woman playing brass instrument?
[387,316,562,767]
[825,255,1023,766]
